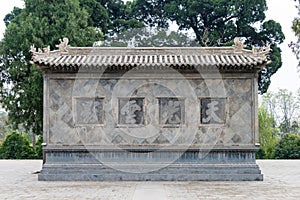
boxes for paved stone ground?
[0,160,299,200]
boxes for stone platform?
[0,160,299,199]
[38,147,262,181]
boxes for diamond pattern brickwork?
[47,77,254,146]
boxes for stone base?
[39,163,263,181]
[38,146,263,181]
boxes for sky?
[0,0,299,94]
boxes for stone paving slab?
[0,160,299,199]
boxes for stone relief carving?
[201,98,226,124]
[75,97,103,125]
[159,98,185,125]
[119,98,144,125]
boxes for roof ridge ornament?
[30,44,50,60]
[233,37,246,53]
[30,44,36,54]
[55,37,70,53]
[30,37,70,59]
[252,44,271,59]
[30,37,271,71]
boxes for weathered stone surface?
[46,77,255,146]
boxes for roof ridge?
[30,37,272,73]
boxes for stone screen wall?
[45,73,256,148]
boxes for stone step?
[39,161,263,181]
[38,173,263,181]
[41,167,261,174]
[39,162,262,181]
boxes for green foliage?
[258,45,282,94]
[290,0,300,66]
[101,27,199,47]
[274,133,300,159]
[3,7,22,27]
[80,0,144,34]
[131,0,285,94]
[257,106,278,159]
[35,136,43,159]
[0,110,9,142]
[0,0,103,135]
[79,0,110,31]
[259,89,300,159]
[131,0,170,28]
[0,131,36,159]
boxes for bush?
[35,136,43,159]
[274,133,300,159]
[0,131,36,159]
[256,148,266,159]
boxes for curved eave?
[31,54,269,73]
[32,62,269,74]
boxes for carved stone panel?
[159,98,185,125]
[118,98,144,125]
[201,98,226,124]
[74,97,104,125]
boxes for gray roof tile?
[30,41,271,73]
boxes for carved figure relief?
[159,98,185,125]
[201,98,226,124]
[119,98,144,125]
[75,97,103,125]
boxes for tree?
[257,106,278,159]
[35,136,43,159]
[130,0,170,28]
[0,0,103,136]
[79,0,110,32]
[0,110,9,142]
[262,89,300,134]
[0,131,36,159]
[101,27,199,47]
[102,0,145,33]
[290,0,300,67]
[276,89,300,134]
[80,0,144,34]
[274,133,300,159]
[131,0,285,94]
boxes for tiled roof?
[30,38,271,73]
